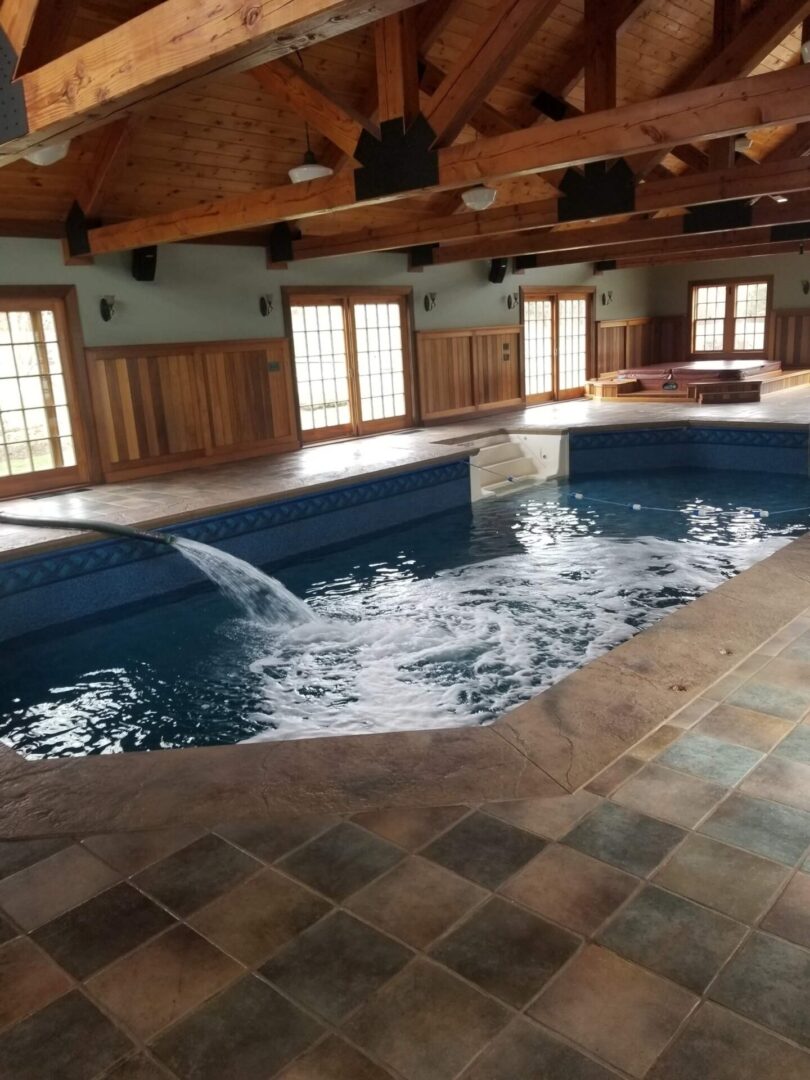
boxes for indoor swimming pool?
[3,467,810,758]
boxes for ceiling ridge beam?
[374,10,420,127]
[83,62,810,255]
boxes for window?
[690,278,770,356]
[286,289,413,442]
[0,292,90,496]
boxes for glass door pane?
[523,299,554,398]
[290,303,352,439]
[352,301,408,428]
[558,297,588,392]
[0,308,76,479]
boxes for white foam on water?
[174,538,314,627]
[243,532,790,741]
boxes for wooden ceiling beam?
[706,0,741,171]
[0,0,39,57]
[423,0,561,147]
[613,238,808,268]
[634,0,810,176]
[278,153,810,264]
[11,0,78,77]
[78,117,132,218]
[251,59,379,160]
[415,0,463,54]
[0,0,425,165]
[431,194,810,264]
[84,63,810,256]
[375,10,420,126]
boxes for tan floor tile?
[611,763,726,828]
[667,698,717,730]
[529,945,697,1078]
[0,845,119,931]
[585,755,644,796]
[741,756,810,813]
[87,924,240,1038]
[702,673,745,703]
[347,856,486,949]
[653,833,789,924]
[484,790,601,840]
[502,844,637,936]
[0,938,72,1032]
[189,867,331,966]
[345,959,510,1080]
[631,725,682,761]
[351,806,468,851]
[694,704,793,752]
[82,828,203,875]
[277,1035,393,1079]
[761,872,810,948]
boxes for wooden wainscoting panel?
[472,328,522,409]
[773,309,810,369]
[86,338,298,480]
[416,331,475,420]
[597,315,687,373]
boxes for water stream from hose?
[173,538,315,627]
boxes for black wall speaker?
[488,258,508,284]
[131,246,158,282]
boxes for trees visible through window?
[690,279,770,355]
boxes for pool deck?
[2,388,810,560]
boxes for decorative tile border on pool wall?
[570,426,810,477]
[0,459,471,641]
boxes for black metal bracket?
[353,115,440,201]
[557,160,636,223]
[407,243,437,268]
[683,199,752,233]
[267,222,300,264]
[0,28,28,143]
[64,201,100,258]
[532,90,570,122]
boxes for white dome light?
[288,150,333,184]
[461,185,497,212]
[23,140,71,167]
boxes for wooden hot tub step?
[697,389,761,404]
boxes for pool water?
[3,468,810,758]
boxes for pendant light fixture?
[461,185,497,211]
[288,50,334,184]
[23,140,71,166]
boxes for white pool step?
[482,455,537,479]
[483,476,543,496]
[475,440,525,466]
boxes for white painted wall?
[0,237,652,347]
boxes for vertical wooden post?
[707,0,741,170]
[374,11,420,127]
[584,0,617,112]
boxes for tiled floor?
[3,620,810,1077]
[4,387,810,558]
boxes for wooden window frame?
[688,275,773,360]
[520,286,595,403]
[0,285,100,499]
[282,286,417,443]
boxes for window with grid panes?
[690,279,770,355]
[0,307,76,478]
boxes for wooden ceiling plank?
[415,0,464,52]
[0,0,426,164]
[84,62,810,256]
[634,0,810,175]
[423,0,561,147]
[250,58,379,159]
[374,10,420,125]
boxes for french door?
[0,290,94,498]
[287,290,414,443]
[522,289,592,402]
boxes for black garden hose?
[0,511,176,546]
